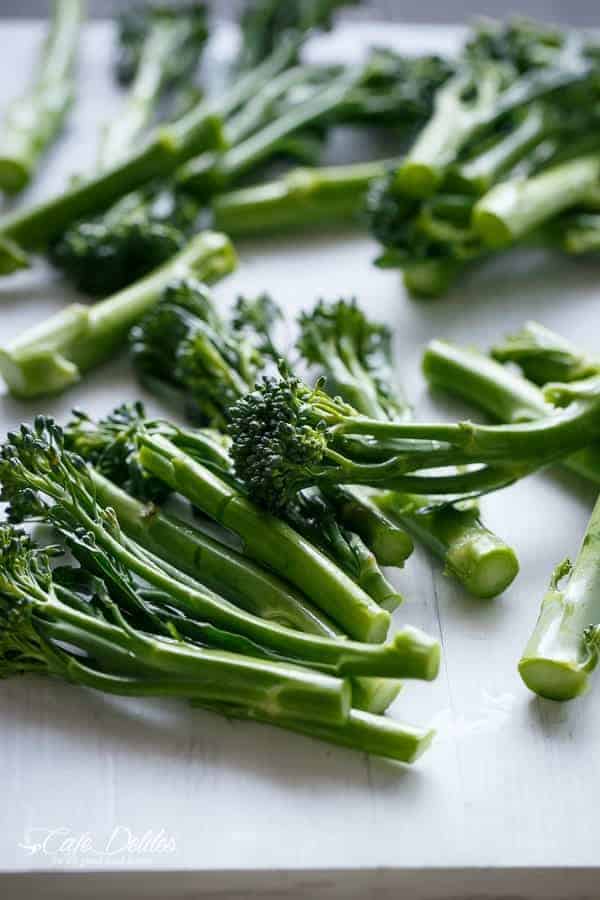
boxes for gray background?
[0,0,598,26]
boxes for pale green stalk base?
[0,0,83,193]
[196,702,435,763]
[0,231,236,398]
[520,497,600,700]
[474,155,600,248]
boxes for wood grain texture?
[0,21,599,898]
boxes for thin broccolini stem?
[0,0,83,193]
[422,338,600,487]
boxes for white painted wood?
[0,20,598,896]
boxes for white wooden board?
[0,19,599,899]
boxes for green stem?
[213,159,392,237]
[373,492,519,600]
[0,231,236,398]
[0,0,83,193]
[422,338,600,486]
[91,470,338,637]
[37,598,350,725]
[92,471,401,715]
[138,433,393,644]
[0,39,298,269]
[177,68,363,197]
[519,495,600,700]
[322,485,414,567]
[195,700,434,763]
[99,15,198,169]
[473,155,600,248]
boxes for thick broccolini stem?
[473,154,600,247]
[297,299,518,597]
[177,67,364,196]
[519,495,600,700]
[0,0,83,193]
[372,492,518,600]
[137,432,393,644]
[99,5,208,169]
[0,40,300,271]
[491,320,600,385]
[422,338,600,487]
[91,470,338,637]
[91,470,402,714]
[212,159,393,237]
[0,231,236,398]
[195,700,433,763]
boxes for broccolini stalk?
[89,470,402,714]
[0,231,236,399]
[0,418,439,678]
[395,40,593,198]
[473,154,600,247]
[227,366,600,509]
[285,488,403,612]
[136,432,394,643]
[519,495,600,701]
[491,320,600,385]
[176,66,365,196]
[422,338,600,487]
[212,159,394,237]
[298,299,518,597]
[130,285,405,608]
[99,4,209,169]
[0,0,83,194]
[194,700,433,763]
[0,38,302,271]
[130,278,263,429]
[0,528,350,726]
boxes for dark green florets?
[131,279,266,428]
[65,403,169,504]
[228,369,357,511]
[238,0,356,72]
[116,3,208,86]
[298,298,407,420]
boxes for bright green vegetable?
[491,320,600,385]
[297,298,518,598]
[0,231,236,398]
[520,495,600,701]
[0,0,83,193]
[228,363,600,508]
[99,4,209,169]
[422,338,600,487]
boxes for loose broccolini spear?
[422,338,600,488]
[227,365,600,511]
[0,231,236,399]
[99,4,208,169]
[297,299,519,598]
[0,0,83,194]
[520,495,600,701]
[491,321,600,385]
